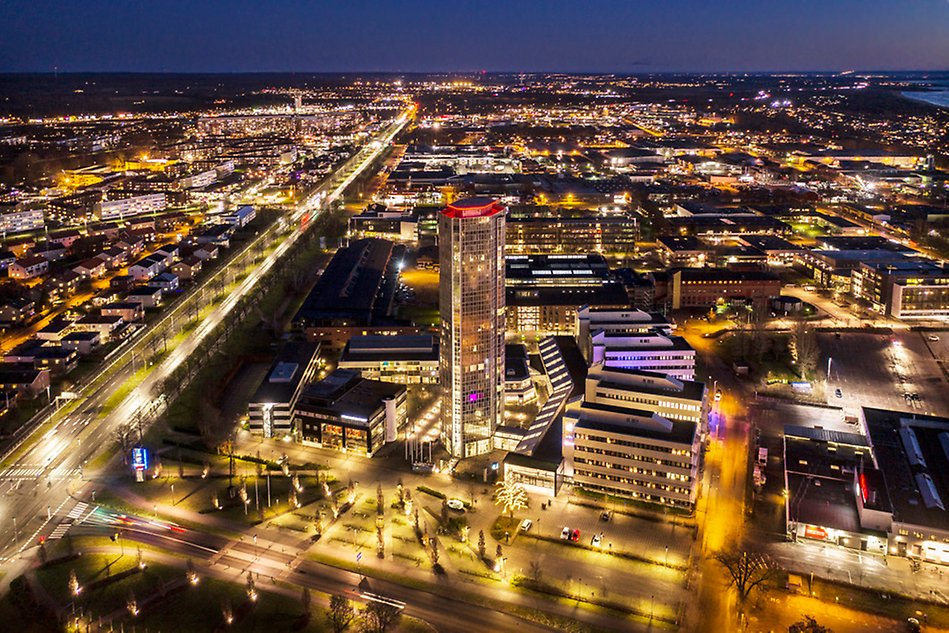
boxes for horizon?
[2,1,948,74]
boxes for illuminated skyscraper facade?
[439,197,506,458]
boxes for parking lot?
[822,330,949,416]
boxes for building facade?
[439,197,506,458]
[562,370,702,509]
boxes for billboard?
[131,446,148,471]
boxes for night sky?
[1,0,947,73]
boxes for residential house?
[0,365,50,398]
[101,301,144,323]
[72,257,107,280]
[8,255,48,280]
[147,272,179,293]
[124,286,162,309]
[61,331,101,355]
[0,299,34,326]
[171,256,202,280]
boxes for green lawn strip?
[808,575,949,629]
[511,575,679,626]
[571,486,695,521]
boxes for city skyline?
[0,5,947,628]
[1,1,948,73]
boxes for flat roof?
[787,472,862,534]
[297,369,405,425]
[863,407,949,530]
[574,403,697,446]
[250,342,319,404]
[594,367,706,402]
[293,238,395,326]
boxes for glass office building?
[439,197,506,458]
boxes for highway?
[0,108,412,569]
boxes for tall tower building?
[439,197,506,458]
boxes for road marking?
[66,502,89,520]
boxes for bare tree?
[494,476,528,518]
[361,600,402,633]
[714,548,779,609]
[327,593,355,633]
[791,319,819,380]
[197,397,223,449]
[528,560,543,582]
[301,586,312,616]
[789,615,832,633]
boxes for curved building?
[439,197,506,458]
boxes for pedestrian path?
[47,501,90,541]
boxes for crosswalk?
[0,465,82,481]
[47,501,90,541]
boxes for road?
[0,109,412,568]
[681,319,753,632]
[67,508,555,633]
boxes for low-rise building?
[349,206,417,243]
[851,260,948,321]
[124,286,163,309]
[8,254,48,280]
[0,207,45,234]
[71,314,124,343]
[670,268,782,312]
[337,334,438,384]
[147,272,179,293]
[585,366,708,428]
[576,306,672,363]
[0,299,34,326]
[220,205,257,228]
[589,331,696,381]
[128,254,166,281]
[247,342,321,438]
[783,408,949,565]
[505,344,536,404]
[170,256,203,280]
[33,347,78,376]
[101,302,145,323]
[562,368,702,509]
[72,258,107,280]
[0,365,50,398]
[95,193,166,221]
[294,368,407,457]
[61,331,102,355]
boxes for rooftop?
[441,197,504,219]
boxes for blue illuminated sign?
[132,447,148,471]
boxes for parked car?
[928,335,940,341]
[520,519,532,532]
[591,533,603,548]
[570,529,581,542]
[560,527,571,540]
[834,388,843,398]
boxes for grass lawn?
[490,515,521,542]
[128,576,324,633]
[809,576,949,629]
